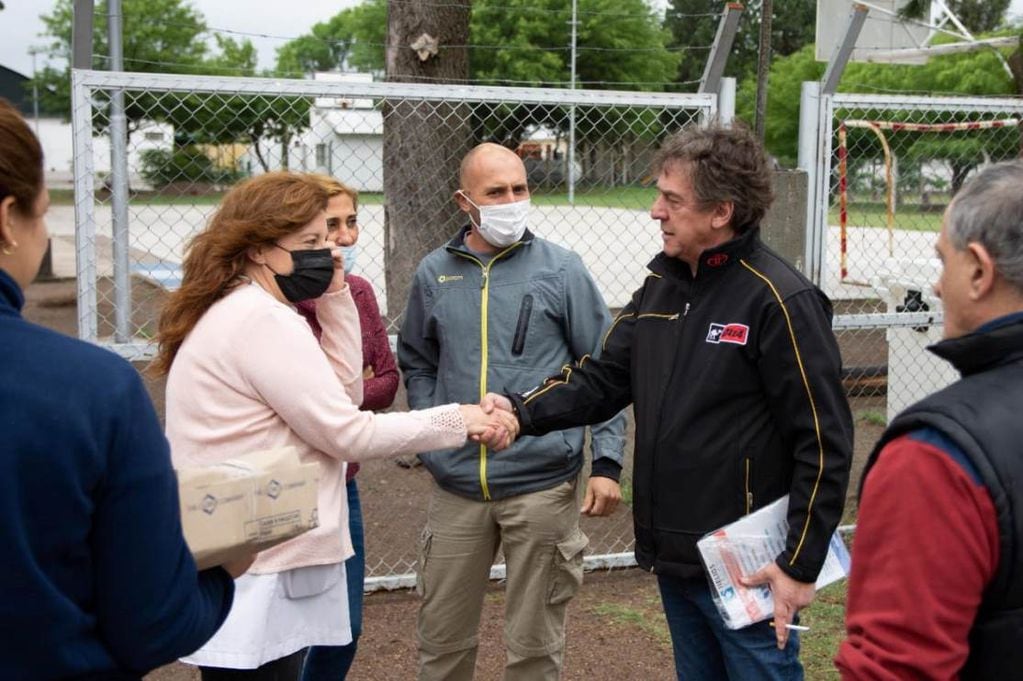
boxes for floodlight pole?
[698,3,744,95]
[821,3,868,95]
[568,0,577,205]
[29,47,43,135]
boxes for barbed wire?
[190,23,706,55]
[354,0,718,20]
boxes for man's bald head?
[459,143,526,189]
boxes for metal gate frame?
[799,86,1023,332]
[71,68,722,588]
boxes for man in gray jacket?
[398,143,626,681]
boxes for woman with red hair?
[156,171,516,680]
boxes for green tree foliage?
[35,0,309,174]
[275,0,678,152]
[34,0,209,119]
[274,0,387,76]
[736,46,824,166]
[470,0,678,88]
[899,0,1011,33]
[275,0,677,89]
[739,39,1016,168]
[664,0,816,89]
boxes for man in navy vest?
[836,160,1023,679]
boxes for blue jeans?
[301,478,364,681]
[657,574,803,681]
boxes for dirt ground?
[21,277,887,681]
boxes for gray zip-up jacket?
[398,227,626,501]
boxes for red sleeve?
[835,432,999,681]
[349,275,399,413]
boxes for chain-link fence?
[807,92,1023,421]
[70,69,718,585]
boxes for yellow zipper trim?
[522,365,572,405]
[453,242,523,501]
[602,311,635,352]
[601,311,679,352]
[740,260,826,566]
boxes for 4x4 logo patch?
[706,322,749,345]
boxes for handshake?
[458,393,519,451]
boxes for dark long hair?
[0,99,44,216]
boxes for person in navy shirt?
[0,98,246,680]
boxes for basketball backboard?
[816,0,931,64]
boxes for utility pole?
[754,0,773,140]
[29,46,44,136]
[108,0,132,342]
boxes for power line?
[386,0,719,20]
[192,23,702,54]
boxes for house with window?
[304,72,383,192]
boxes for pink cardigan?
[166,282,466,574]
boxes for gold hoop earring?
[1,244,13,256]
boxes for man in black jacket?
[485,124,853,680]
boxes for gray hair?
[947,160,1023,292]
[652,123,773,235]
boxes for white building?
[236,72,384,192]
[304,72,384,192]
[36,116,173,189]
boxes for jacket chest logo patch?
[706,322,749,345]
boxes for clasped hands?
[458,392,519,451]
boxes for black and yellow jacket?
[510,227,853,582]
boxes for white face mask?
[339,244,358,275]
[459,191,530,248]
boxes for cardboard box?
[177,447,320,570]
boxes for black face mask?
[267,245,334,303]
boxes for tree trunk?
[252,137,270,173]
[382,0,473,322]
[951,160,973,196]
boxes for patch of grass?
[49,185,656,210]
[531,186,656,210]
[49,188,75,205]
[591,600,671,645]
[857,410,887,427]
[799,580,848,678]
[827,203,943,232]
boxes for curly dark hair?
[653,123,773,234]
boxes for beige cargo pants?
[415,479,588,681]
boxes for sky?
[2,0,1023,79]
[0,0,361,77]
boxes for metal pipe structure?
[837,117,1019,284]
[108,0,132,342]
[753,0,773,140]
[567,0,578,205]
